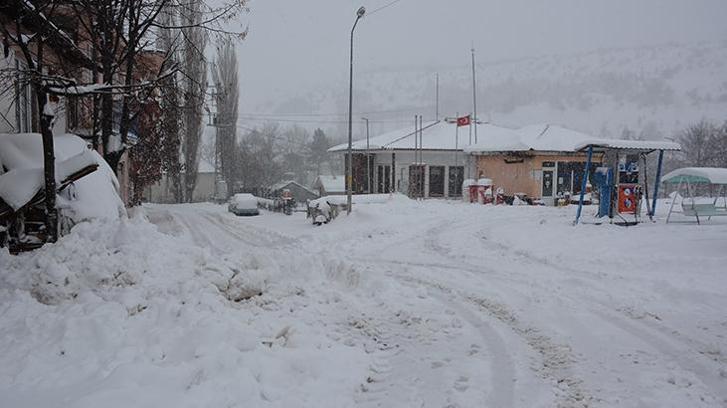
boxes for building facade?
[329,120,483,199]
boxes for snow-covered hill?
[262,42,727,138]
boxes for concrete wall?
[475,152,601,199]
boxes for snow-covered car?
[228,193,259,216]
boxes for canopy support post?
[650,149,664,220]
[574,145,593,225]
[666,177,682,224]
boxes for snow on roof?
[0,133,123,219]
[314,175,345,192]
[574,139,681,152]
[465,123,593,153]
[270,180,317,195]
[329,121,505,152]
[463,124,530,153]
[662,167,727,185]
[517,124,594,152]
[330,120,680,155]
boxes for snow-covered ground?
[1,197,726,407]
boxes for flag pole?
[435,73,439,121]
[471,47,478,144]
[455,112,459,167]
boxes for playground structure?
[573,139,681,225]
[662,167,727,224]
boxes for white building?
[328,120,521,198]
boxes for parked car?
[228,193,260,216]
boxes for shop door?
[542,170,554,197]
[377,165,391,193]
[408,165,425,198]
[448,166,464,197]
[429,166,445,197]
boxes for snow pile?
[311,193,407,207]
[0,212,369,407]
[0,133,124,221]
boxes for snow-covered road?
[2,197,725,407]
[147,199,727,407]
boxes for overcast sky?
[234,0,727,114]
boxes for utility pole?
[347,6,366,214]
[208,83,222,202]
[471,47,478,144]
[435,73,439,121]
[362,117,370,193]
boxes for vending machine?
[616,155,642,219]
[617,184,639,214]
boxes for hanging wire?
[365,0,405,18]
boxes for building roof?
[313,175,345,193]
[331,120,681,156]
[328,121,519,153]
[466,123,681,154]
[517,124,594,152]
[465,123,593,153]
[270,180,318,195]
[662,167,727,185]
[574,139,682,152]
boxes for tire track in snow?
[394,269,591,408]
[462,221,727,404]
[169,210,216,249]
[427,291,516,408]
[416,221,594,406]
[199,212,299,248]
[349,266,515,408]
[482,231,727,367]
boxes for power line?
[365,0,405,17]
[237,105,434,118]
[237,116,416,125]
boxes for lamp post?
[362,116,370,193]
[347,6,365,214]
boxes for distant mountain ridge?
[260,42,727,140]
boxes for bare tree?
[211,37,239,197]
[309,128,331,177]
[179,0,207,202]
[157,6,184,202]
[679,121,713,167]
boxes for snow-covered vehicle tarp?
[0,133,124,250]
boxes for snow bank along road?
[1,198,726,407]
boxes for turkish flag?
[456,115,471,127]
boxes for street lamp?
[347,5,365,214]
[362,117,370,193]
